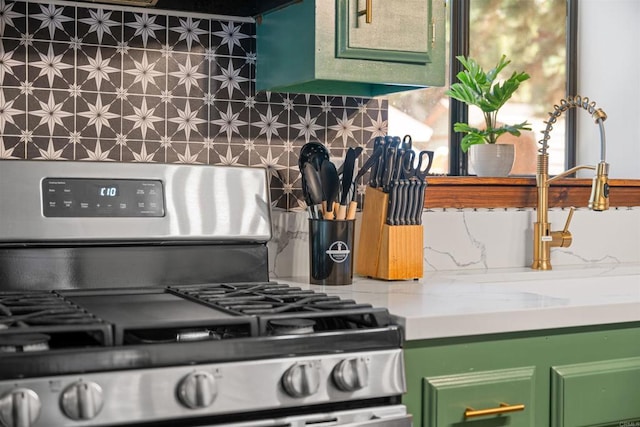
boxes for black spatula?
[336,148,356,220]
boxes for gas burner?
[0,333,50,353]
[269,318,316,335]
[124,328,224,344]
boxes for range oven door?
[201,405,412,427]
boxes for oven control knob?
[60,380,104,420]
[178,371,217,409]
[282,362,320,398]
[332,358,369,392]
[0,388,41,427]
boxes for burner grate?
[171,282,373,315]
[0,291,113,349]
[170,282,392,336]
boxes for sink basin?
[446,264,640,284]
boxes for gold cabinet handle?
[431,17,436,48]
[464,402,526,418]
[358,0,373,24]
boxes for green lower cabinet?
[424,367,535,426]
[403,323,640,427]
[551,357,640,427]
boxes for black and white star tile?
[76,7,122,47]
[0,0,387,211]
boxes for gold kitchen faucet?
[532,96,609,270]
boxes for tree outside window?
[388,0,567,175]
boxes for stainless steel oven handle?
[201,406,412,427]
[339,414,412,427]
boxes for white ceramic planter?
[469,144,515,177]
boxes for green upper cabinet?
[256,0,446,97]
[335,0,433,64]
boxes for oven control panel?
[42,178,165,217]
[0,349,405,426]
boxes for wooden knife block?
[356,186,423,280]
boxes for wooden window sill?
[423,177,640,209]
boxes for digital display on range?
[42,178,165,217]
[98,185,119,197]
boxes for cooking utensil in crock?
[337,146,363,176]
[299,141,329,172]
[336,148,356,220]
[303,162,324,218]
[299,142,330,215]
[320,159,340,220]
[346,144,384,220]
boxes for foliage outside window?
[388,0,567,176]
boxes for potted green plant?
[446,54,532,176]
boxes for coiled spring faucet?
[532,96,609,270]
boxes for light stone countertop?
[276,263,640,341]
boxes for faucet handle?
[551,207,574,248]
[562,207,575,233]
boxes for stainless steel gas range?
[0,161,409,427]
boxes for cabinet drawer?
[551,356,640,427]
[423,366,535,427]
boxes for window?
[388,0,570,176]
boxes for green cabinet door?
[256,0,446,96]
[551,357,640,427]
[336,0,435,64]
[423,367,536,427]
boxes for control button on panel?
[332,358,369,392]
[0,388,41,427]
[60,380,104,421]
[178,371,217,409]
[281,362,320,398]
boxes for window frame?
[447,0,578,176]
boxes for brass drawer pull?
[357,0,373,24]
[431,17,436,49]
[464,402,525,418]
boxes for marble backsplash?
[267,207,640,279]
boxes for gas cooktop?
[0,282,401,379]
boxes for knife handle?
[386,181,398,225]
[369,155,379,187]
[416,181,427,225]
[398,180,409,225]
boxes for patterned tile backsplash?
[0,0,388,210]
